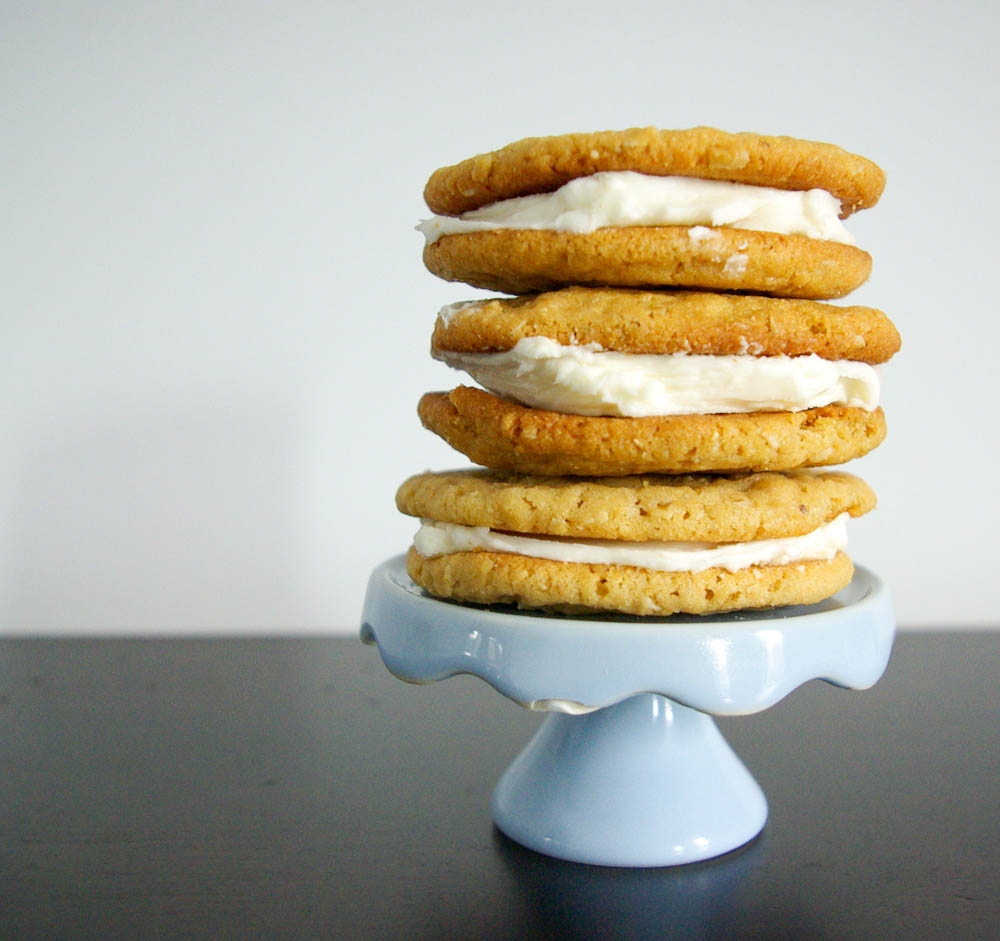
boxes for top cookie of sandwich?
[424,126,885,217]
[397,468,876,543]
[433,288,901,365]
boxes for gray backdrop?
[3,0,995,631]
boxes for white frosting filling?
[418,171,853,245]
[435,337,879,416]
[413,514,849,574]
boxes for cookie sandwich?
[419,287,900,476]
[397,469,876,616]
[418,127,884,299]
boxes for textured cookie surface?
[434,287,900,364]
[406,547,854,617]
[397,469,875,542]
[419,387,886,476]
[424,126,885,216]
[424,227,871,299]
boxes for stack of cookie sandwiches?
[399,127,899,616]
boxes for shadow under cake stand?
[361,555,894,868]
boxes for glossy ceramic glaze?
[491,693,768,866]
[360,555,895,866]
[361,556,894,716]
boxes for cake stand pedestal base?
[492,692,767,866]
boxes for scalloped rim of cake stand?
[360,555,895,716]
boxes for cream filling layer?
[418,171,854,245]
[413,514,849,574]
[435,337,879,416]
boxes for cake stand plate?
[361,555,894,867]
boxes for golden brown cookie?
[418,386,886,476]
[424,126,885,216]
[397,468,876,542]
[406,548,854,617]
[433,287,900,364]
[398,469,872,615]
[423,227,871,299]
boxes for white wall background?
[2,0,996,633]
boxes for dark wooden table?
[1,631,997,938]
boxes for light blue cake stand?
[361,555,894,868]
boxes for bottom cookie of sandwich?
[405,546,854,617]
[418,387,886,476]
